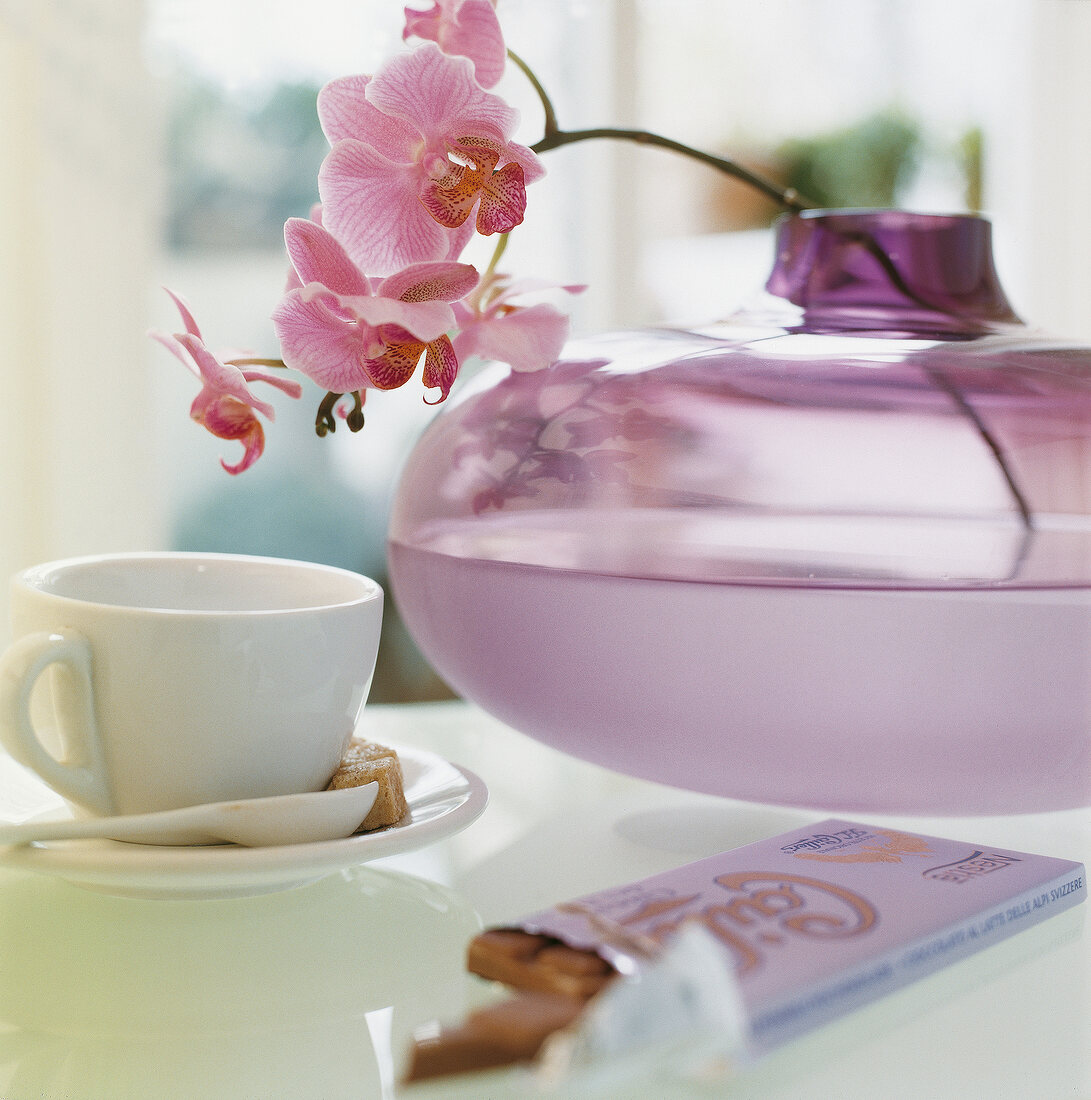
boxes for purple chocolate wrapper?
[517,819,1086,1051]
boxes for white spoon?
[0,782,379,848]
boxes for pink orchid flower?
[317,42,543,276]
[151,290,302,474]
[272,217,479,403]
[452,274,583,372]
[403,0,506,89]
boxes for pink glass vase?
[389,210,1091,814]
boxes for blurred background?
[3,0,1091,699]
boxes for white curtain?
[989,0,1091,341]
[0,0,164,633]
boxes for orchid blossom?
[151,290,302,474]
[272,217,479,409]
[317,42,543,276]
[403,0,506,89]
[452,272,583,373]
[157,4,818,474]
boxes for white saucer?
[0,745,487,900]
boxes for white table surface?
[0,700,1087,1099]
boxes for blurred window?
[4,0,1091,684]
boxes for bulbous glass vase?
[389,210,1091,814]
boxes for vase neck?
[764,210,1021,335]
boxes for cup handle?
[0,629,112,814]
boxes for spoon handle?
[0,805,212,846]
[0,782,380,847]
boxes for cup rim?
[14,551,382,616]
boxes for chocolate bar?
[497,819,1085,1052]
[408,819,1086,1081]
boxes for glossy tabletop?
[0,701,1087,1099]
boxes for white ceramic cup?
[0,552,383,817]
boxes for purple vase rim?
[766,208,1022,334]
[791,208,986,225]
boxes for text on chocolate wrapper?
[901,874,1084,968]
[922,850,1022,884]
[608,871,878,976]
[780,827,870,855]
[1050,876,1084,900]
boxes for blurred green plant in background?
[776,110,922,211]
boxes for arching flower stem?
[533,126,810,213]
[508,48,809,214]
[506,48,559,136]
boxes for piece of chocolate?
[467,929,616,999]
[405,993,584,1082]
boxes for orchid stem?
[924,368,1032,530]
[316,391,342,437]
[533,127,810,213]
[843,231,1033,528]
[507,49,559,135]
[508,47,806,213]
[484,232,509,281]
[225,357,288,369]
